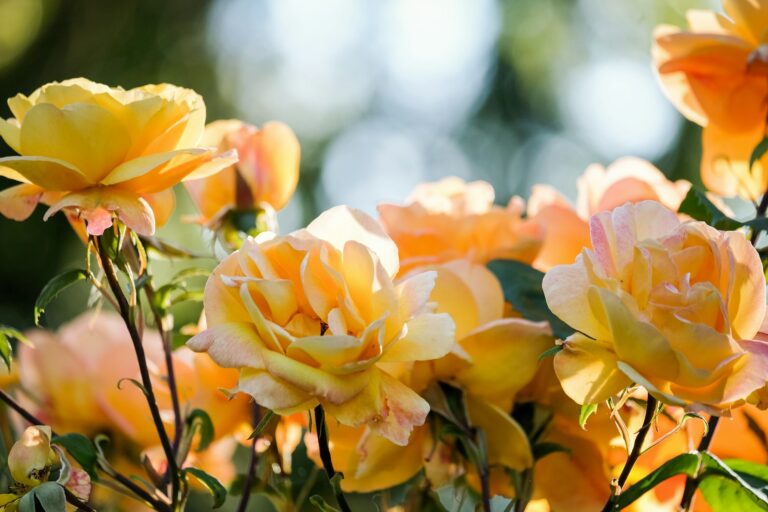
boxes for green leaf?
[184,467,227,508]
[725,459,768,490]
[0,325,30,371]
[617,452,701,508]
[168,267,210,286]
[579,403,598,430]
[678,187,743,231]
[186,409,215,452]
[248,410,277,439]
[751,137,768,172]
[309,495,341,511]
[34,269,89,326]
[486,259,572,339]
[19,482,66,512]
[700,454,768,511]
[140,236,209,259]
[533,441,571,460]
[538,344,563,361]
[52,433,98,479]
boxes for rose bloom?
[543,200,768,411]
[188,205,455,445]
[378,177,542,274]
[184,119,300,227]
[17,311,250,494]
[529,157,692,270]
[272,260,550,494]
[0,78,236,236]
[653,0,768,199]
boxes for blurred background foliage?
[0,0,716,331]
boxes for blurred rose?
[184,120,300,228]
[378,177,542,274]
[529,157,693,270]
[189,205,455,445]
[653,1,768,199]
[17,310,250,500]
[0,78,236,236]
[544,201,768,411]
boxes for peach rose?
[0,78,236,236]
[19,312,250,448]
[543,200,768,411]
[188,205,455,445]
[378,177,542,274]
[653,1,768,199]
[529,157,693,270]
[184,119,300,227]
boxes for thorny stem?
[601,396,658,512]
[314,405,352,512]
[236,404,262,512]
[678,416,721,511]
[93,235,181,510]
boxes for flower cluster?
[1,1,768,510]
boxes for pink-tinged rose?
[0,78,237,236]
[543,200,768,411]
[378,177,542,274]
[188,205,455,445]
[529,157,693,270]
[184,120,300,227]
[19,312,250,448]
[652,1,768,200]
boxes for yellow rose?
[0,78,236,236]
[378,177,542,274]
[529,158,693,270]
[653,0,768,200]
[184,119,300,226]
[543,200,768,411]
[188,205,455,445]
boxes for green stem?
[94,235,181,510]
[601,396,658,512]
[679,415,721,511]
[314,405,351,512]
[235,405,261,512]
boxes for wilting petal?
[325,368,429,446]
[554,333,632,404]
[0,183,42,220]
[44,187,156,236]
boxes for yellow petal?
[186,322,264,369]
[0,118,21,153]
[724,230,767,340]
[100,148,207,185]
[0,156,93,190]
[380,313,455,363]
[306,206,400,277]
[237,368,315,414]
[553,333,632,404]
[456,319,553,409]
[20,102,130,182]
[466,397,532,470]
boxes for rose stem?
[601,395,658,512]
[94,234,181,510]
[314,405,352,512]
